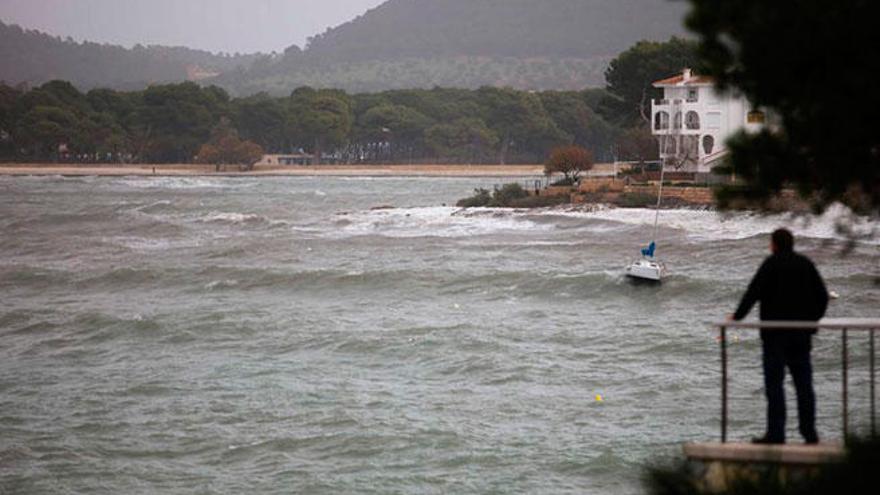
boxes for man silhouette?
[730,228,828,444]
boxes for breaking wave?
[327,206,555,238]
[573,203,878,243]
[320,203,878,244]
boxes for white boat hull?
[625,259,667,282]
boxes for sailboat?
[625,164,669,282]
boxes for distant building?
[257,153,314,166]
[185,65,221,82]
[651,68,768,173]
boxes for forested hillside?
[0,21,261,90]
[225,0,686,94]
[221,56,613,95]
[0,38,699,166]
[1,0,687,94]
[303,0,686,62]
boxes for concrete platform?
[684,442,845,465]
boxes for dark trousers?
[761,334,818,442]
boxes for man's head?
[771,228,794,254]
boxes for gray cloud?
[0,0,386,53]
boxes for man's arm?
[809,260,829,320]
[733,259,769,320]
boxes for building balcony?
[654,97,701,105]
[658,99,708,109]
[652,126,702,135]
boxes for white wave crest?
[205,279,239,290]
[329,207,554,238]
[198,212,267,225]
[105,236,200,251]
[570,203,877,242]
[112,177,253,190]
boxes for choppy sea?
[1,175,878,494]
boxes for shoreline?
[0,163,545,178]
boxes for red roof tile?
[653,74,714,86]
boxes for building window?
[673,112,683,130]
[703,135,715,155]
[685,111,700,130]
[654,111,670,130]
[687,88,699,102]
[747,111,766,124]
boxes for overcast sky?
[0,0,387,54]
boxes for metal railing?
[714,319,879,444]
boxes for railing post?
[842,328,849,442]
[871,329,876,438]
[721,325,728,443]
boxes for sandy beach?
[0,163,547,178]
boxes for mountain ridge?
[301,0,686,62]
[1,0,688,94]
[0,20,261,90]
[223,0,687,94]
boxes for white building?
[256,153,314,166]
[651,68,767,173]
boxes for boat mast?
[652,95,681,247]
[652,161,665,245]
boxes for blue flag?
[641,242,656,258]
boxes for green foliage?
[456,183,553,208]
[360,104,433,142]
[490,183,530,207]
[477,87,571,163]
[601,37,700,126]
[137,82,230,162]
[685,0,880,212]
[456,188,493,207]
[287,88,353,161]
[224,56,612,95]
[233,94,289,152]
[425,118,498,162]
[0,79,625,164]
[539,90,616,158]
[618,192,658,208]
[2,10,704,166]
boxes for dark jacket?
[734,251,829,338]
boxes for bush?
[544,145,594,183]
[617,192,657,208]
[456,182,562,208]
[456,188,492,207]
[488,183,529,207]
